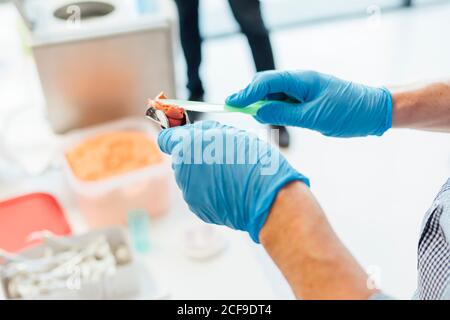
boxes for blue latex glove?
[158,121,309,243]
[226,70,393,137]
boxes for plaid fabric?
[416,177,450,300]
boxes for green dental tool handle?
[224,101,266,116]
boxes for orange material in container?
[62,119,171,229]
[65,131,162,181]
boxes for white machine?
[14,0,177,133]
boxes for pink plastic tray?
[0,193,72,252]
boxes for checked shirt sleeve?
[414,178,450,300]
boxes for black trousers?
[174,0,276,95]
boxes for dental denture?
[147,92,187,127]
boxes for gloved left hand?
[158,121,309,243]
[226,70,393,138]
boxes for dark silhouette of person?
[174,0,290,147]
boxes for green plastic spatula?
[158,99,267,116]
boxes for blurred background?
[0,0,449,300]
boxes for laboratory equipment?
[61,118,171,228]
[127,209,151,254]
[145,94,267,129]
[146,92,190,129]
[14,0,177,133]
[155,99,267,115]
[0,228,140,299]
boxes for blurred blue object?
[127,209,151,254]
[135,0,159,14]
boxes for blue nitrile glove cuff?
[377,87,393,136]
[247,173,310,243]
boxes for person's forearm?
[260,182,377,300]
[391,81,450,132]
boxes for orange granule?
[66,131,162,181]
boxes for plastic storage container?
[0,227,141,299]
[61,118,171,228]
[0,193,72,252]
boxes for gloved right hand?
[226,70,393,138]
